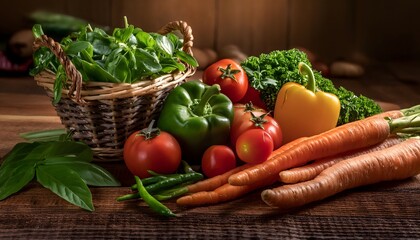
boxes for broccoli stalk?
[241,48,382,125]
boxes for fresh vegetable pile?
[1,18,418,217]
[241,48,382,125]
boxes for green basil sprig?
[0,140,120,211]
[31,17,198,103]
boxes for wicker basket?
[33,21,196,161]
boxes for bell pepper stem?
[192,84,221,116]
[298,62,316,93]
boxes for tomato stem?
[139,120,161,140]
[218,64,241,81]
[250,111,269,129]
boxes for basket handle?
[33,35,83,102]
[158,20,194,56]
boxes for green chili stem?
[181,160,197,174]
[298,62,316,93]
[134,176,176,217]
[192,84,221,116]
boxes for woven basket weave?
[33,21,196,161]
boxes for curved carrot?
[227,109,415,187]
[261,138,420,209]
[279,136,404,183]
[186,163,254,193]
[177,175,278,206]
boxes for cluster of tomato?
[200,59,283,177]
[123,59,283,179]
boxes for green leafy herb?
[31,18,198,103]
[0,139,120,211]
[241,48,382,125]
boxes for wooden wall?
[1,0,419,63]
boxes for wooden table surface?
[0,67,419,239]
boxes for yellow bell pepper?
[274,62,340,143]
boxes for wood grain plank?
[0,93,57,116]
[0,179,418,239]
[215,0,289,56]
[289,0,356,62]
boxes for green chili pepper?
[181,160,197,174]
[157,80,234,164]
[118,172,203,202]
[132,172,203,194]
[134,176,176,217]
[130,175,169,190]
[146,172,203,194]
[154,186,189,201]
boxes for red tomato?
[203,59,248,103]
[231,112,282,150]
[232,102,266,127]
[123,127,182,179]
[236,129,274,164]
[201,145,237,178]
[238,86,267,110]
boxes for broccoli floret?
[241,48,382,125]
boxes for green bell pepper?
[157,80,233,164]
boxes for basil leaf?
[175,50,198,68]
[65,41,91,55]
[32,24,44,38]
[156,35,174,55]
[81,59,120,83]
[136,31,155,48]
[36,164,94,211]
[106,54,131,83]
[53,65,65,104]
[166,33,183,50]
[87,31,112,56]
[113,25,134,43]
[160,58,184,73]
[133,48,162,78]
[0,159,37,200]
[42,157,120,187]
[41,141,93,161]
[0,142,39,170]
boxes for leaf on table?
[42,157,120,187]
[0,160,37,200]
[44,141,93,162]
[0,142,39,170]
[36,164,94,211]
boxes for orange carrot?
[228,109,414,187]
[177,175,278,206]
[175,137,308,206]
[279,136,404,183]
[186,136,308,194]
[261,138,420,209]
[187,163,254,193]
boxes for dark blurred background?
[2,0,420,59]
[0,0,419,107]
